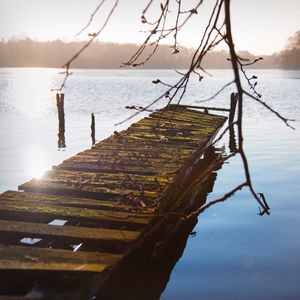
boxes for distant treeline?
[0,34,299,69]
[277,30,300,69]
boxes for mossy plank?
[62,156,182,173]
[128,124,215,135]
[149,112,226,127]
[0,191,153,214]
[54,161,179,175]
[0,201,152,225]
[18,180,162,201]
[150,107,227,121]
[45,170,173,189]
[68,150,187,163]
[0,219,140,241]
[116,136,199,150]
[0,245,122,272]
[96,132,199,148]
[124,131,209,144]
[132,117,205,130]
[154,105,227,119]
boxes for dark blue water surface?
[0,68,299,299]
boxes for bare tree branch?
[187,182,248,218]
[54,0,119,91]
[196,80,234,103]
[75,0,106,37]
[59,0,297,218]
[243,90,295,129]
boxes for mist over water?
[0,68,300,299]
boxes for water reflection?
[7,68,55,117]
[23,146,49,179]
[94,146,224,300]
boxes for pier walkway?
[0,105,226,297]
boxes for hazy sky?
[0,0,299,55]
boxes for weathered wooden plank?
[158,105,229,117]
[127,124,215,135]
[149,108,227,123]
[109,137,200,152]
[0,191,148,213]
[18,180,161,201]
[62,156,181,173]
[85,145,193,156]
[53,161,179,176]
[38,172,171,192]
[170,104,230,112]
[91,135,198,152]
[132,117,206,130]
[48,170,173,185]
[0,219,140,242]
[0,201,152,225]
[0,245,122,272]
[67,150,187,165]
[124,131,209,144]
[149,112,217,126]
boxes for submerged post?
[91,113,96,145]
[56,93,66,148]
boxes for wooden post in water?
[228,92,238,126]
[91,113,96,145]
[56,93,66,148]
[228,93,237,152]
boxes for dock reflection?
[94,146,224,300]
[1,146,224,299]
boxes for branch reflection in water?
[93,146,225,300]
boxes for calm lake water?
[0,68,300,299]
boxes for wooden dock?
[0,105,226,298]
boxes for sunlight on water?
[0,68,300,300]
[22,146,49,179]
[6,68,56,117]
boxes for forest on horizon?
[0,30,299,69]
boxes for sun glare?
[24,146,49,179]
[9,68,55,117]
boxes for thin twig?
[243,90,295,129]
[57,0,119,91]
[75,0,106,37]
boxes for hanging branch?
[123,0,203,67]
[53,0,119,91]
[75,0,107,37]
[60,0,295,218]
[196,80,234,103]
[243,90,295,129]
[223,0,268,212]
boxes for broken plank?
[18,180,161,202]
[0,219,140,242]
[0,245,122,272]
[0,201,152,225]
[0,191,150,214]
[53,161,179,176]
